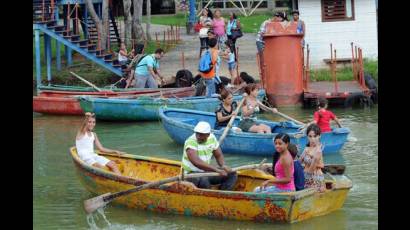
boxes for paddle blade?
[83,193,112,214]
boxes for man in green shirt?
[181,121,237,190]
[134,48,166,88]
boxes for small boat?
[33,96,84,115]
[159,108,350,155]
[78,90,266,121]
[70,147,352,223]
[33,87,195,115]
[37,84,169,93]
[37,87,186,98]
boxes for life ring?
[364,73,378,104]
[344,92,373,108]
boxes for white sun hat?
[194,121,211,134]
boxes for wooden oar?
[274,111,306,126]
[70,71,104,92]
[83,160,266,214]
[218,94,247,145]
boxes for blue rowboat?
[78,90,266,121]
[159,107,350,155]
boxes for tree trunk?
[101,0,109,50]
[123,0,132,47]
[85,0,109,50]
[146,0,152,40]
[132,0,145,43]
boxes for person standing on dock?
[256,12,284,54]
[181,121,238,190]
[134,48,166,88]
[292,10,306,47]
[199,38,219,97]
[212,9,226,49]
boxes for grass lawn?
[309,59,378,81]
[144,12,272,34]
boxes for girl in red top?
[306,97,342,133]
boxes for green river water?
[33,106,378,230]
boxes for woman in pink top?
[212,9,226,48]
[254,133,295,193]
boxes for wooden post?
[355,46,358,82]
[306,44,310,90]
[42,0,45,21]
[84,5,88,39]
[167,29,170,50]
[334,49,338,93]
[35,29,42,88]
[181,51,185,69]
[351,42,355,81]
[51,0,55,20]
[155,33,160,48]
[67,4,70,32]
[75,3,79,35]
[107,22,111,51]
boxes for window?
[321,0,355,22]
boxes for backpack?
[198,50,213,73]
[293,160,305,191]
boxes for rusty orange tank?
[260,21,304,106]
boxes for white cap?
[194,121,211,134]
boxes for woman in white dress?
[75,112,124,175]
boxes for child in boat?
[264,143,305,191]
[299,124,325,192]
[254,133,295,193]
[303,97,342,133]
[75,112,124,175]
[239,84,278,133]
[215,89,241,131]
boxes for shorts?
[228,62,236,71]
[79,153,110,166]
[304,172,325,191]
[238,118,257,132]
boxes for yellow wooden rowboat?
[70,147,352,223]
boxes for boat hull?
[33,87,195,115]
[159,108,350,155]
[33,96,83,115]
[70,147,352,223]
[79,91,266,121]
